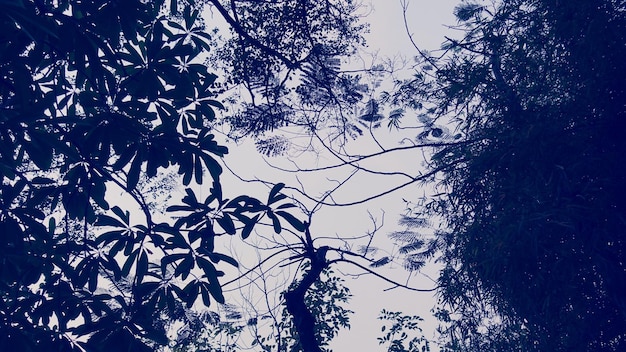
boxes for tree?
[205,0,368,145]
[401,0,626,350]
[135,0,626,349]
[221,0,626,349]
[0,1,310,350]
[377,310,430,352]
[170,264,352,352]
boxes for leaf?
[181,280,198,308]
[431,127,443,138]
[266,211,281,234]
[399,241,425,254]
[175,256,194,281]
[206,281,224,304]
[111,206,130,225]
[166,230,190,249]
[161,253,187,276]
[88,263,99,292]
[269,192,287,204]
[113,145,136,170]
[169,0,178,15]
[199,153,222,181]
[48,217,56,235]
[165,205,194,212]
[184,8,201,29]
[194,154,203,184]
[275,210,307,232]
[32,176,55,184]
[216,214,236,235]
[181,188,200,206]
[207,252,239,267]
[276,202,297,209]
[224,195,253,209]
[188,229,201,244]
[136,251,149,284]
[241,214,260,239]
[199,283,211,306]
[109,238,127,258]
[268,182,285,204]
[196,257,224,304]
[370,257,390,268]
[24,135,54,170]
[91,178,109,210]
[181,153,193,186]
[206,99,224,110]
[94,230,125,246]
[403,257,425,271]
[454,3,484,21]
[122,249,139,277]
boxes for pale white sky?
[330,1,458,350]
[213,1,462,350]
[73,1,461,350]
[366,0,458,54]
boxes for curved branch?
[222,246,301,289]
[266,139,476,174]
[400,0,442,71]
[207,0,300,69]
[287,158,467,207]
[328,258,437,292]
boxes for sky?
[366,0,459,54]
[329,1,459,349]
[211,0,462,350]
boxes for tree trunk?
[284,248,328,352]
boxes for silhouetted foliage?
[205,0,370,153]
[408,0,626,350]
[377,310,430,352]
[0,1,306,350]
[162,265,351,352]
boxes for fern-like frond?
[399,240,425,254]
[403,257,425,271]
[255,135,291,156]
[389,230,421,243]
[301,54,341,90]
[200,311,221,325]
[398,215,429,228]
[226,102,291,136]
[357,245,379,255]
[370,256,390,268]
[223,303,243,320]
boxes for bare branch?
[328,258,437,292]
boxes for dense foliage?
[158,265,351,352]
[7,0,624,350]
[205,0,370,151]
[414,0,626,350]
[377,310,430,352]
[277,265,352,352]
[0,1,306,350]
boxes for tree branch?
[207,0,300,69]
[328,257,437,292]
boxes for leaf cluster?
[206,0,372,154]
[377,310,430,352]
[0,1,308,350]
[272,266,353,352]
[411,1,626,350]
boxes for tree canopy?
[4,0,625,351]
[411,0,626,350]
[0,1,308,350]
[205,0,369,149]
